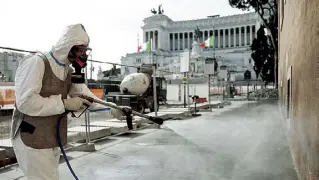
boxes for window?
[135,58,142,63]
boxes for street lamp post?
[191,26,202,113]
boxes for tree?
[228,0,278,86]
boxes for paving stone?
[81,170,141,180]
[136,170,176,180]
[68,126,112,140]
[1,176,15,180]
[81,121,129,135]
[67,131,82,143]
[96,120,139,130]
[1,168,24,179]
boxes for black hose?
[57,113,79,180]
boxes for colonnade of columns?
[144,25,256,51]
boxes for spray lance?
[56,45,164,180]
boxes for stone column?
[148,31,151,43]
[239,27,242,47]
[177,33,180,50]
[249,26,253,45]
[228,28,231,48]
[182,33,185,50]
[223,29,226,48]
[154,31,156,49]
[173,33,175,51]
[188,32,191,50]
[218,29,220,48]
[169,33,171,51]
[143,32,146,43]
[202,31,205,42]
[158,31,161,50]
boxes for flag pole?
[213,26,216,59]
[137,34,139,52]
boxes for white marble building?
[121,12,262,80]
[0,51,25,82]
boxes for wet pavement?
[1,101,298,180]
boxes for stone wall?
[278,0,319,179]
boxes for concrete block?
[67,131,83,143]
[68,126,112,140]
[83,121,129,135]
[70,142,96,152]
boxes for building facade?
[278,0,319,179]
[121,12,262,80]
[0,51,25,82]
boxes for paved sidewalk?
[0,100,297,180]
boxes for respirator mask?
[69,45,92,84]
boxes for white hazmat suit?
[12,24,126,180]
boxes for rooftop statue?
[151,5,164,15]
[194,26,203,40]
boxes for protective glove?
[63,97,92,111]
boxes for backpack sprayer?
[57,95,164,180]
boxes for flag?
[138,41,151,52]
[200,36,214,48]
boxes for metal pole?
[152,64,158,117]
[223,80,225,101]
[151,38,158,117]
[187,51,191,113]
[213,26,216,59]
[183,72,186,108]
[84,66,91,143]
[208,74,211,110]
[208,26,215,110]
[90,54,93,80]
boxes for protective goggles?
[73,45,92,57]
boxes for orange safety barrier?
[90,89,104,99]
[0,88,15,107]
[0,87,104,109]
[195,97,207,103]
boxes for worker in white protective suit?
[10,23,129,180]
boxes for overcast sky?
[1,0,250,76]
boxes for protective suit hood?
[50,24,90,66]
